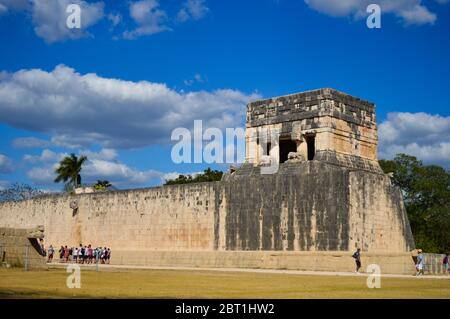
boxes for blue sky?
[0,0,449,191]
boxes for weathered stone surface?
[0,227,46,269]
[245,88,379,168]
[26,225,45,239]
[286,152,304,163]
[0,162,414,254]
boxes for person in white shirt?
[73,247,78,263]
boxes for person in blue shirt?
[415,249,425,276]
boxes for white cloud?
[123,0,170,39]
[83,159,161,185]
[398,4,437,25]
[27,165,57,185]
[12,137,51,149]
[32,0,104,43]
[177,0,209,23]
[80,148,118,161]
[23,149,64,163]
[0,0,105,43]
[0,154,14,173]
[0,65,259,149]
[304,0,438,25]
[378,112,450,168]
[25,148,165,187]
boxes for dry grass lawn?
[0,268,448,299]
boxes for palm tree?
[93,180,112,191]
[54,153,87,190]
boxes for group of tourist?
[352,248,450,276]
[46,244,111,264]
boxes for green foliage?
[379,154,450,253]
[54,153,87,191]
[0,183,45,203]
[164,168,223,185]
[93,180,112,191]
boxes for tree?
[0,183,45,203]
[164,168,223,185]
[379,154,450,253]
[93,180,112,191]
[54,153,87,191]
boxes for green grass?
[0,268,448,299]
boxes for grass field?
[0,268,448,299]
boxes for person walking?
[352,248,362,273]
[47,245,55,263]
[87,245,93,264]
[415,249,425,276]
[95,247,100,264]
[78,244,83,263]
[59,245,64,262]
[83,245,88,264]
[63,245,69,263]
[73,247,78,263]
[443,253,449,276]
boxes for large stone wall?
[0,183,218,251]
[221,162,414,253]
[0,161,416,274]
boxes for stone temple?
[0,88,416,274]
[245,88,380,171]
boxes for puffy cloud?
[23,149,64,163]
[27,165,57,185]
[0,154,14,173]
[82,159,161,185]
[0,0,105,43]
[12,137,51,149]
[378,112,450,168]
[25,148,164,187]
[80,148,118,161]
[32,0,104,43]
[0,65,258,149]
[177,0,209,23]
[123,0,170,39]
[304,0,438,25]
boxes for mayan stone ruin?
[0,88,417,274]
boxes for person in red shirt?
[63,245,70,263]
